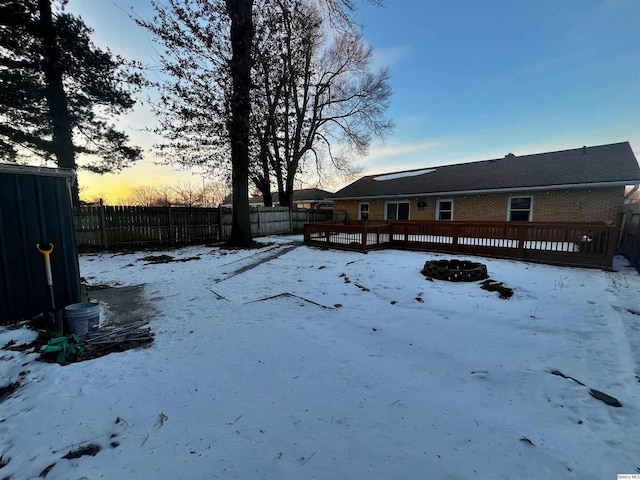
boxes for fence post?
[361,225,367,251]
[217,207,224,242]
[168,206,175,246]
[289,208,293,234]
[99,199,108,249]
[256,208,260,236]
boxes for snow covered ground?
[1,235,639,479]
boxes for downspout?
[624,184,639,204]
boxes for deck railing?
[304,220,618,268]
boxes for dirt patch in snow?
[479,279,514,299]
[139,254,201,265]
[0,381,20,403]
[63,443,102,459]
[2,331,49,353]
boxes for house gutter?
[331,180,638,201]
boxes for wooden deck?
[304,220,618,268]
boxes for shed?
[0,164,82,324]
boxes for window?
[385,201,410,220]
[508,196,532,221]
[436,199,453,220]
[359,202,369,220]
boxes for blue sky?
[67,0,640,201]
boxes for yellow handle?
[36,242,54,259]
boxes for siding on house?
[333,187,624,224]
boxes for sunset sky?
[65,0,640,204]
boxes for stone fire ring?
[422,259,488,282]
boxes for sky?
[65,0,640,203]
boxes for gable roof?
[222,188,333,206]
[332,142,640,200]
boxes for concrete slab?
[87,284,152,327]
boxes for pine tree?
[0,0,142,205]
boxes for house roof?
[222,188,333,205]
[332,142,640,200]
[283,188,333,202]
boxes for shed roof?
[332,142,640,200]
[0,163,76,178]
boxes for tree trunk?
[257,140,272,206]
[252,173,272,207]
[37,0,79,205]
[225,0,254,247]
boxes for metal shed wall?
[0,165,82,324]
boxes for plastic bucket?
[64,302,100,335]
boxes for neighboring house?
[222,188,333,210]
[331,142,640,225]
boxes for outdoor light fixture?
[417,200,427,210]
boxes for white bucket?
[64,302,100,335]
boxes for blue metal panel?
[0,165,81,324]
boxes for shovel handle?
[36,242,54,259]
[36,243,54,286]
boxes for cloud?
[365,140,441,162]
[371,45,415,69]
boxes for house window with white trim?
[359,202,369,220]
[436,199,453,220]
[385,201,410,220]
[508,196,532,221]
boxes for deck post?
[605,226,618,267]
[361,225,367,251]
[452,223,459,251]
[517,224,527,258]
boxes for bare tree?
[204,180,229,207]
[127,185,159,207]
[254,0,392,207]
[136,0,383,245]
[173,180,204,207]
[154,184,177,206]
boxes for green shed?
[0,164,82,324]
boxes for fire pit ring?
[422,259,488,282]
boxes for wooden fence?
[618,203,640,271]
[304,220,618,268]
[74,205,331,250]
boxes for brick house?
[331,142,640,225]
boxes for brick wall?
[333,187,624,224]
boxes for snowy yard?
[1,235,640,479]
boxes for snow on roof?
[373,169,435,181]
